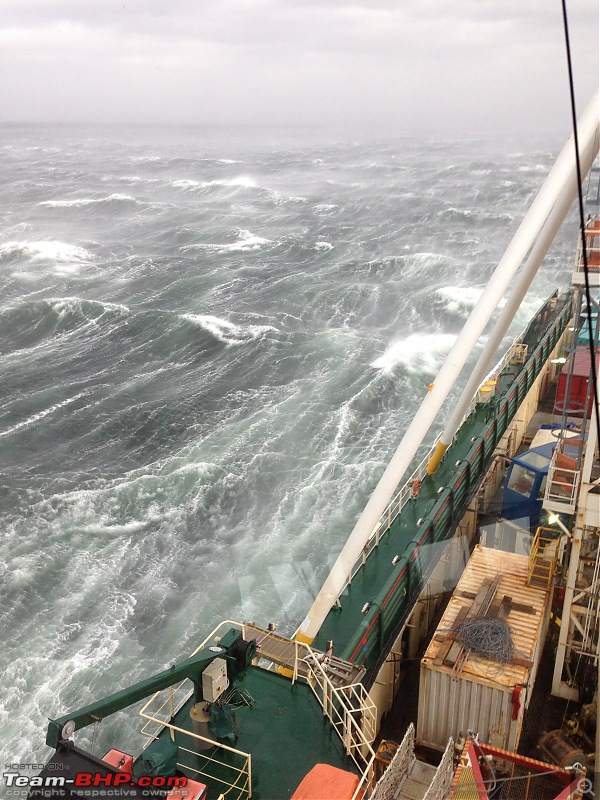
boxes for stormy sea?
[0,124,582,762]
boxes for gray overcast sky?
[0,0,597,136]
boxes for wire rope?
[455,617,514,663]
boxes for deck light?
[548,513,572,537]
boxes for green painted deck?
[152,666,356,800]
[313,293,573,666]
[313,405,487,655]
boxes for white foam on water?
[171,179,201,189]
[436,286,507,314]
[38,194,136,208]
[436,206,477,219]
[53,263,82,275]
[0,239,92,263]
[14,460,219,559]
[0,565,141,758]
[200,175,256,188]
[518,163,548,173]
[181,228,272,253]
[117,365,171,392]
[78,520,150,535]
[371,332,457,375]
[102,175,155,184]
[7,271,40,283]
[314,241,334,251]
[182,313,278,345]
[1,240,95,277]
[47,296,130,317]
[0,391,88,438]
[398,252,466,281]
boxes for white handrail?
[138,709,252,800]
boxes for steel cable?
[455,617,514,663]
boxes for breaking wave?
[435,286,508,316]
[0,240,92,264]
[200,175,257,188]
[180,228,272,253]
[0,297,130,350]
[181,314,278,345]
[38,193,138,208]
[0,392,89,438]
[371,332,458,375]
[171,179,201,190]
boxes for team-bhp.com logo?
[3,769,187,795]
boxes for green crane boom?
[46,628,256,749]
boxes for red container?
[554,346,600,416]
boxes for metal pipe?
[552,518,583,701]
[297,96,599,645]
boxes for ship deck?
[145,665,356,800]
[313,294,572,666]
[313,379,516,658]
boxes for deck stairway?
[398,762,439,800]
[527,527,559,590]
[371,725,454,800]
[544,438,583,515]
[240,622,366,687]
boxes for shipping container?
[417,545,550,752]
[554,345,600,417]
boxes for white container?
[417,546,550,752]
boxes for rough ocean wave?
[0,123,579,761]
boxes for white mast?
[426,103,600,476]
[297,95,599,645]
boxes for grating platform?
[241,622,366,687]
